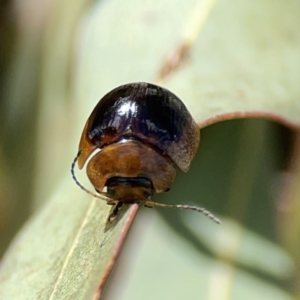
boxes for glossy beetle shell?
[78,82,200,175]
[76,82,200,205]
[73,85,223,223]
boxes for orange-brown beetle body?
[72,82,220,223]
[78,82,199,201]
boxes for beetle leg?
[106,199,117,205]
[108,201,123,222]
[144,202,153,208]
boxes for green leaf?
[162,0,300,128]
[0,179,137,299]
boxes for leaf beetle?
[71,82,220,223]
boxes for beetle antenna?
[144,201,221,224]
[71,151,108,201]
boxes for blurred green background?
[1,0,300,299]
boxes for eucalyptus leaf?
[0,180,137,299]
[163,0,300,128]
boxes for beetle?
[71,82,220,223]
